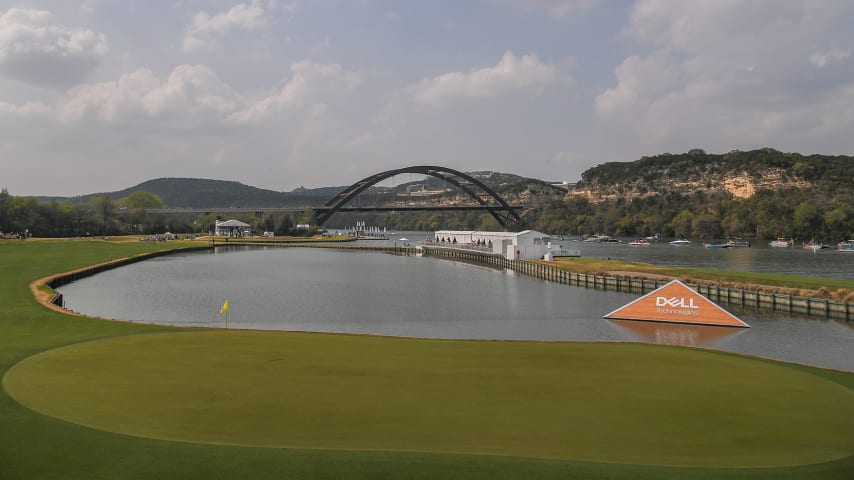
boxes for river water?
[356,232,854,279]
[58,244,854,371]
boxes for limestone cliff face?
[569,149,822,203]
[721,170,810,199]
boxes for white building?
[215,219,251,237]
[433,230,573,260]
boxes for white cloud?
[0,100,50,116]
[409,51,561,106]
[491,0,599,18]
[595,53,680,117]
[230,60,361,124]
[58,65,242,124]
[809,44,851,68]
[182,0,268,52]
[595,0,854,154]
[0,8,108,87]
[26,58,361,132]
[309,37,330,54]
[623,0,804,51]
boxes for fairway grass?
[1,239,853,480]
[5,331,854,467]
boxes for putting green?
[4,330,853,467]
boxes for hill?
[39,178,339,208]
[528,148,853,241]
[571,148,852,202]
[36,171,541,209]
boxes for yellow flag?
[220,300,229,315]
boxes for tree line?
[3,186,850,242]
[0,189,325,238]
[528,187,852,241]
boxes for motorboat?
[704,239,751,248]
[802,241,826,251]
[583,234,612,243]
[669,239,691,246]
[725,239,751,248]
[769,238,792,248]
[836,240,854,252]
[629,240,650,247]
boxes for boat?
[629,240,650,247]
[669,239,691,246]
[550,246,581,258]
[837,240,854,252]
[704,239,751,248]
[769,238,792,248]
[725,239,751,248]
[802,241,826,251]
[348,221,389,240]
[583,234,611,243]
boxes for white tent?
[215,219,251,237]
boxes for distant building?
[215,219,251,237]
[550,181,575,190]
[433,230,568,260]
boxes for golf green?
[5,330,853,468]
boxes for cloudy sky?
[1,0,853,196]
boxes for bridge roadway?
[144,205,528,215]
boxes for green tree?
[792,202,822,240]
[119,191,165,209]
[90,196,115,235]
[0,188,10,233]
[671,210,694,239]
[692,213,723,240]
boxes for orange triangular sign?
[604,280,749,328]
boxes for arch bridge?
[312,166,526,230]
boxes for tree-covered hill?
[574,148,852,202]
[536,148,853,241]
[39,178,339,208]
[4,155,851,241]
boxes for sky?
[1,0,853,197]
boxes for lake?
[58,245,854,371]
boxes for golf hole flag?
[604,280,749,328]
[220,300,229,315]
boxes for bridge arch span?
[312,166,524,229]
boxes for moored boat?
[838,240,854,252]
[629,240,650,247]
[769,238,792,248]
[802,240,826,251]
[669,239,691,246]
[725,239,751,248]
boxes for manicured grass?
[5,331,854,467]
[552,257,854,292]
[1,239,852,480]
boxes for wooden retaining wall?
[418,246,853,321]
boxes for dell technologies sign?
[604,280,749,328]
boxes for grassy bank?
[0,239,852,480]
[551,257,854,300]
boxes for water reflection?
[56,246,854,371]
[608,319,745,347]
